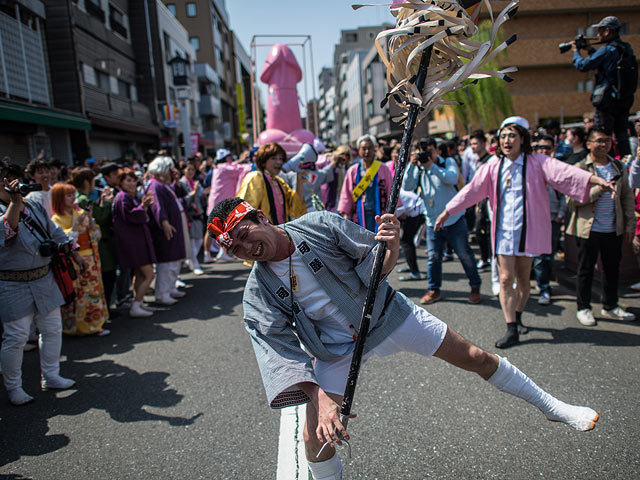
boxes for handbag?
[20,204,77,305]
[591,83,612,108]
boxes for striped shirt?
[592,162,616,233]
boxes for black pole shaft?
[339,45,434,427]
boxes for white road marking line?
[276,405,308,480]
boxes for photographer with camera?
[403,137,482,305]
[0,160,76,405]
[571,16,637,156]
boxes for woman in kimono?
[112,170,156,317]
[51,183,109,336]
[236,142,306,224]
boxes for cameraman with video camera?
[572,16,637,156]
[0,159,78,405]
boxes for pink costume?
[257,44,315,156]
[206,163,252,215]
[446,153,592,255]
[338,161,393,226]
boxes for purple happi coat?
[112,191,157,269]
[145,178,185,262]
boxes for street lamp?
[168,55,189,86]
[168,55,192,157]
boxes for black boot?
[516,311,529,334]
[495,323,519,349]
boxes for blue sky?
[226,0,394,99]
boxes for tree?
[445,20,514,131]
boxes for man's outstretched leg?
[433,327,599,431]
[304,392,344,480]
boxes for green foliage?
[445,20,514,131]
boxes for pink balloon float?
[258,44,316,156]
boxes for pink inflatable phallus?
[257,44,316,156]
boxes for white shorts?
[314,303,448,395]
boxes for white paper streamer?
[369,0,519,124]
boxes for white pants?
[190,238,203,270]
[155,261,181,299]
[314,304,447,395]
[1,308,63,391]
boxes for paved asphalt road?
[1,249,639,479]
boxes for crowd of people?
[1,110,639,405]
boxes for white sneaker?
[170,290,186,298]
[492,281,500,297]
[577,308,596,326]
[631,281,640,291]
[41,375,75,391]
[141,303,161,312]
[8,387,34,405]
[155,296,177,305]
[130,302,153,318]
[538,291,551,305]
[192,268,204,276]
[600,306,636,321]
[175,279,187,288]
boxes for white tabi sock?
[488,356,599,431]
[308,452,343,480]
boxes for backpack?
[612,42,638,99]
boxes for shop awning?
[0,100,91,131]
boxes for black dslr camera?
[39,240,72,257]
[559,34,590,54]
[3,183,42,195]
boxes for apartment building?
[46,0,162,161]
[162,0,244,151]
[317,67,336,144]
[0,1,91,165]
[332,24,392,143]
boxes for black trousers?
[101,269,117,311]
[576,231,622,311]
[400,215,425,274]
[594,96,634,157]
[474,199,491,262]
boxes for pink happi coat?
[446,153,592,255]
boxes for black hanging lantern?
[169,55,189,86]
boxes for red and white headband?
[207,201,255,248]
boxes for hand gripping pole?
[317,45,434,459]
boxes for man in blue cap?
[573,15,637,156]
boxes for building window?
[367,100,374,116]
[117,79,131,98]
[365,66,372,84]
[345,33,357,43]
[96,70,110,91]
[85,0,106,22]
[82,63,97,86]
[215,46,223,62]
[109,4,128,39]
[186,3,196,17]
[190,36,200,51]
[166,3,176,16]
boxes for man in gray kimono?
[208,197,599,480]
